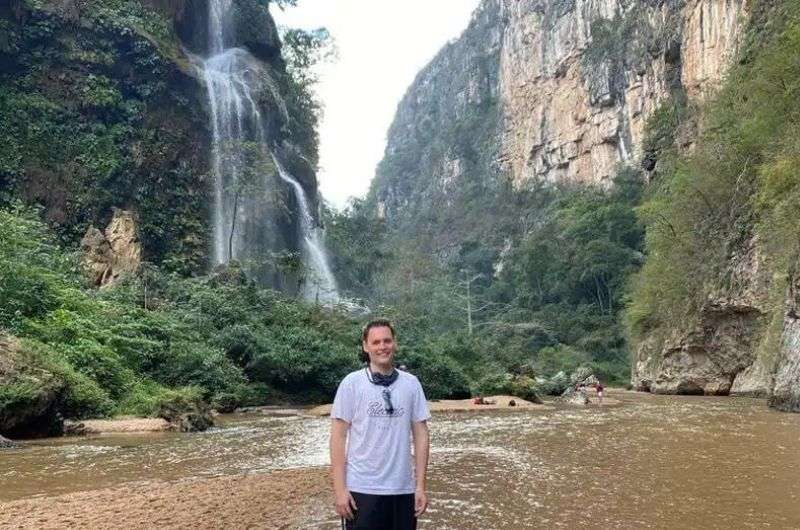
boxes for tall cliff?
[0,0,320,282]
[628,0,800,409]
[367,0,799,401]
[371,0,746,224]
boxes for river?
[2,391,799,529]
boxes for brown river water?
[2,391,800,529]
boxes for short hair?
[359,319,396,363]
[361,318,395,343]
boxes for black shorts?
[343,491,417,530]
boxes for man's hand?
[414,488,428,517]
[334,489,357,520]
[330,418,353,519]
[411,420,429,518]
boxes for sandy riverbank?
[307,394,553,417]
[58,393,620,437]
[65,417,172,434]
[0,467,331,530]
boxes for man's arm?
[330,418,357,519]
[411,420,430,517]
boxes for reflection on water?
[0,413,331,501]
[3,393,800,529]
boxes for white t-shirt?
[331,368,431,495]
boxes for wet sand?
[0,467,331,530]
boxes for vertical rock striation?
[769,280,800,411]
[496,0,747,188]
[373,0,747,220]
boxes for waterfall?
[201,0,339,303]
[273,158,340,305]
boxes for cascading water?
[201,0,339,303]
[273,158,339,304]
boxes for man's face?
[363,326,396,367]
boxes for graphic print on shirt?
[366,401,405,418]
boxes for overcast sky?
[272,0,481,209]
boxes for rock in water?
[0,435,20,448]
[156,397,214,433]
[63,421,91,436]
[175,411,214,433]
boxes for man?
[330,319,431,529]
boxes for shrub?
[399,348,471,400]
[117,380,201,417]
[534,344,590,376]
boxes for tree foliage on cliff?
[0,0,210,274]
[626,0,800,343]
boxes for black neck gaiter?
[366,367,398,387]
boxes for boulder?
[173,410,214,433]
[570,367,598,386]
[769,284,800,412]
[556,368,600,406]
[0,335,65,439]
[156,396,214,433]
[63,421,91,436]
[561,387,590,406]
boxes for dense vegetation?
[0,0,212,274]
[345,0,649,387]
[326,169,645,387]
[626,0,800,365]
[0,206,352,419]
[0,205,488,430]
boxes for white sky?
[272,0,481,209]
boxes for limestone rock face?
[371,0,758,399]
[681,0,748,98]
[497,0,747,188]
[770,283,800,412]
[632,235,772,396]
[371,0,503,221]
[81,209,142,287]
[635,302,764,395]
[372,0,748,221]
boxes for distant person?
[596,381,604,405]
[330,319,431,529]
[577,384,589,405]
